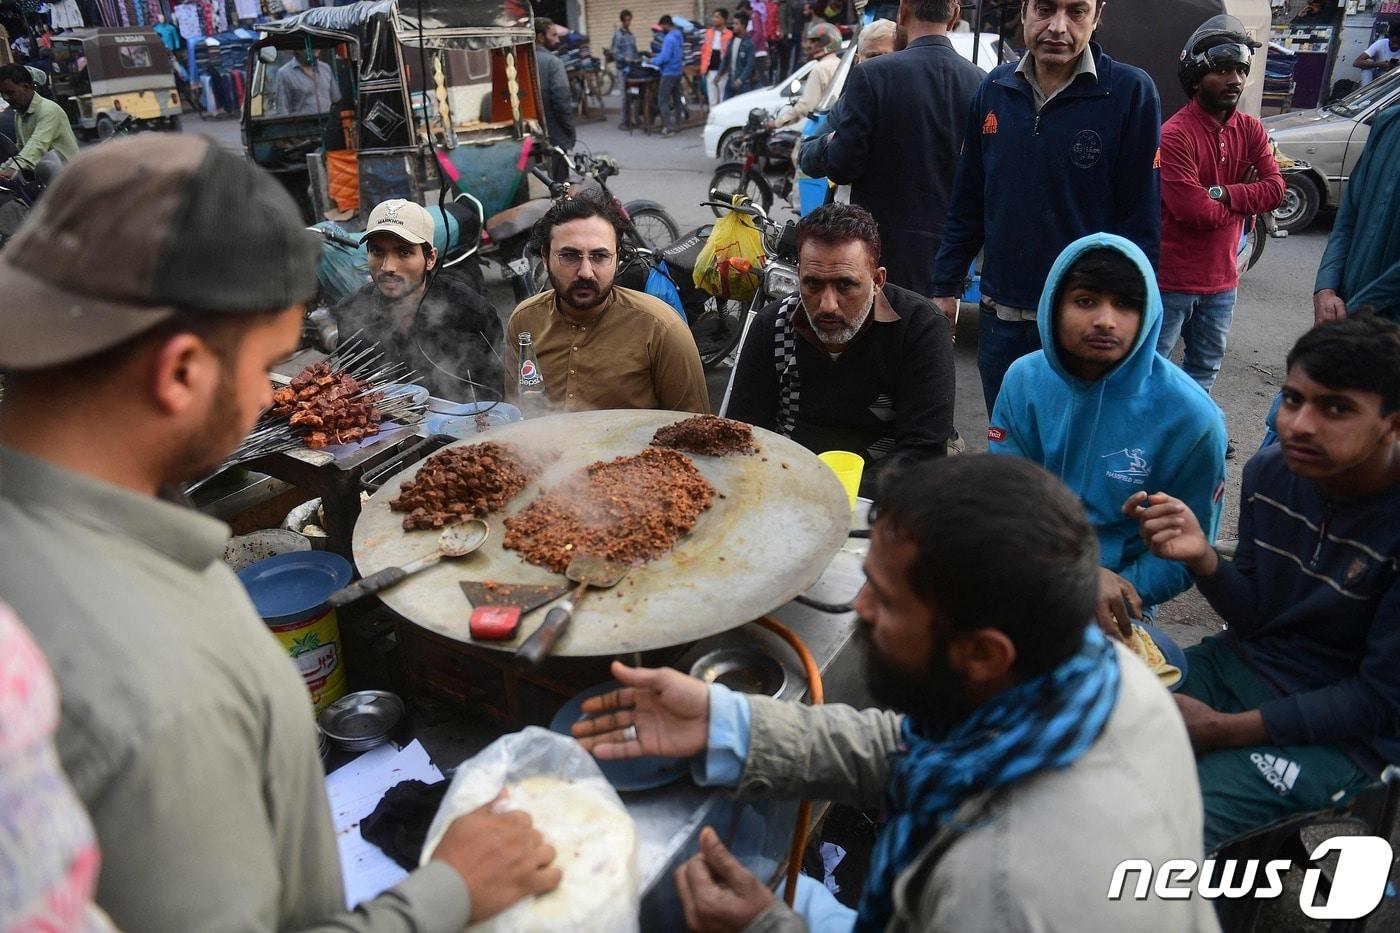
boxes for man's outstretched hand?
[1124,491,1218,577]
[674,827,774,932]
[570,660,710,760]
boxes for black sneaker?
[1226,439,1237,460]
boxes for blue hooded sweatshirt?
[989,234,1227,607]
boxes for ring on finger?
[623,724,639,743]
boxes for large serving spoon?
[327,520,489,608]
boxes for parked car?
[1263,66,1400,233]
[703,32,1014,161]
[703,56,829,160]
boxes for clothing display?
[172,3,202,39]
[49,0,86,28]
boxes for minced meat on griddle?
[390,442,540,530]
[650,415,757,457]
[503,447,714,572]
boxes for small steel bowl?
[317,690,405,753]
[689,646,788,699]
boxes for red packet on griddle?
[470,605,522,640]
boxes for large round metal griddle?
[351,409,850,656]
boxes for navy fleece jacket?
[990,234,1227,607]
[1197,444,1400,775]
[931,43,1161,309]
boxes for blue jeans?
[977,304,1042,417]
[1157,289,1237,392]
[658,74,683,129]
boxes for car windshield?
[1326,66,1400,118]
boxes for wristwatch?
[1207,185,1226,201]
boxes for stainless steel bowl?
[317,690,405,753]
[223,528,311,572]
[689,646,788,699]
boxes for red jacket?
[1158,97,1284,294]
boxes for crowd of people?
[602,1,854,133]
[1,0,1399,930]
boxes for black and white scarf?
[772,295,802,437]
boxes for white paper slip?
[325,739,444,910]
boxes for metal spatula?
[515,554,629,669]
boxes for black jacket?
[725,283,953,491]
[800,36,984,296]
[331,271,505,403]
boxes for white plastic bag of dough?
[419,726,640,933]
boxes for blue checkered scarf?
[855,625,1121,932]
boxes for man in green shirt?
[0,63,79,182]
[0,135,560,931]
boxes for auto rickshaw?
[243,0,551,239]
[47,28,181,138]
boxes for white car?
[703,32,1016,160]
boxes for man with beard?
[0,136,561,930]
[504,195,708,412]
[797,0,983,299]
[1157,17,1282,456]
[332,198,504,403]
[572,455,1214,931]
[726,203,954,494]
[932,0,1161,416]
[1129,316,1400,849]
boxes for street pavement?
[188,105,1333,643]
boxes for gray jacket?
[534,47,576,149]
[739,643,1220,933]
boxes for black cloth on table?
[359,779,450,870]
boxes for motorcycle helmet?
[1178,15,1260,98]
[805,22,842,57]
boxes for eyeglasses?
[553,249,616,268]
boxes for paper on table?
[325,739,444,910]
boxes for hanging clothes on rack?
[49,0,86,28]
[173,3,201,39]
[197,0,215,37]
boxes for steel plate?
[350,409,850,656]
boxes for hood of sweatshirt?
[1036,232,1163,400]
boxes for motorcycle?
[708,108,800,218]
[1235,143,1311,278]
[0,131,43,251]
[512,146,681,302]
[640,192,800,386]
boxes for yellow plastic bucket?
[237,552,353,711]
